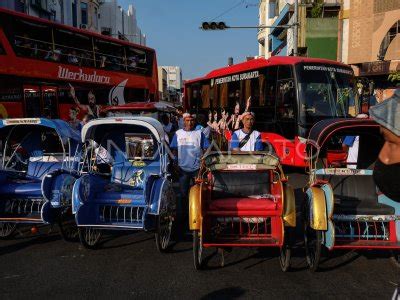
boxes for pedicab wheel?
[304,219,322,272]
[390,251,400,268]
[78,227,102,249]
[155,208,173,253]
[279,228,293,272]
[58,218,79,242]
[0,222,17,239]
[193,230,203,270]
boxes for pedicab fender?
[189,183,202,231]
[42,169,80,206]
[71,174,108,214]
[282,183,296,227]
[306,186,328,230]
[147,176,173,215]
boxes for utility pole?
[293,0,298,56]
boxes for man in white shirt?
[170,113,209,223]
[230,112,263,151]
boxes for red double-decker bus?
[184,57,356,167]
[0,8,158,125]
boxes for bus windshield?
[296,63,355,125]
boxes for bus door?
[275,65,296,140]
[23,85,41,117]
[42,86,58,118]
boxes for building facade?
[338,0,400,87]
[159,66,183,103]
[258,0,341,59]
[98,1,146,45]
[157,67,168,101]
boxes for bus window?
[42,87,58,119]
[8,17,52,60]
[24,87,41,118]
[264,66,278,108]
[54,29,94,67]
[228,81,241,108]
[95,39,125,71]
[201,84,210,109]
[126,47,153,76]
[296,63,354,125]
[276,65,296,139]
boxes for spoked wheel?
[58,216,79,242]
[155,207,173,253]
[193,230,204,270]
[279,228,293,272]
[0,222,17,239]
[391,251,400,268]
[304,216,322,272]
[78,227,102,249]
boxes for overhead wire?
[210,0,245,21]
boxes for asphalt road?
[0,173,399,299]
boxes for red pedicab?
[303,118,400,271]
[189,151,296,271]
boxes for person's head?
[370,89,400,201]
[213,110,218,119]
[88,91,96,105]
[82,114,94,125]
[221,109,226,118]
[183,113,195,130]
[369,89,400,162]
[234,102,240,115]
[176,107,183,116]
[242,112,255,131]
[161,114,170,125]
[69,107,79,120]
[197,114,206,127]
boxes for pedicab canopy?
[0,118,80,142]
[203,151,280,171]
[306,118,380,150]
[81,117,166,144]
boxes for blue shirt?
[343,136,356,147]
[170,129,209,172]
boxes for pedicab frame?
[73,117,176,251]
[303,118,400,271]
[0,118,82,239]
[189,151,296,271]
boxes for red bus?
[0,8,158,126]
[184,56,356,167]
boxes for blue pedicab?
[0,118,82,239]
[73,117,176,251]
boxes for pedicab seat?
[0,159,62,196]
[208,197,276,213]
[92,164,158,202]
[323,175,395,215]
[207,166,275,214]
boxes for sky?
[119,0,260,80]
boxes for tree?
[388,71,400,83]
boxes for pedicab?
[189,151,296,271]
[0,118,82,239]
[303,118,400,271]
[73,117,175,251]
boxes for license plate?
[227,164,257,170]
